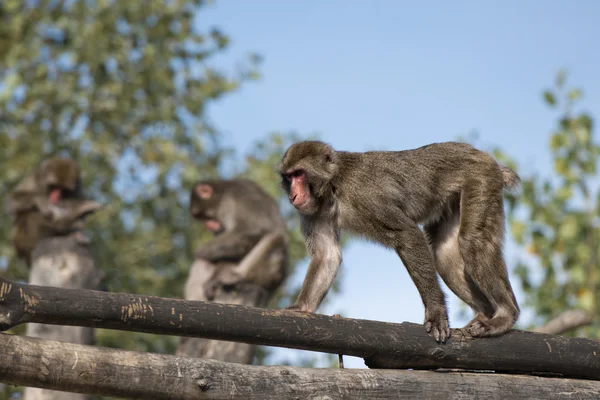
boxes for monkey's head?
[189,181,225,234]
[38,157,82,204]
[279,141,339,216]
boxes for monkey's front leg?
[394,226,451,343]
[287,226,342,313]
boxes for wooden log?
[1,276,600,380]
[1,333,600,400]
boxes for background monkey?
[6,157,100,264]
[188,178,288,300]
[279,140,520,343]
[6,157,82,216]
[179,179,288,363]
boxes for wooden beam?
[1,277,600,380]
[1,333,600,400]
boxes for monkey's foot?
[464,314,513,338]
[202,271,243,301]
[285,304,314,313]
[424,306,451,343]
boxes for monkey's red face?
[48,188,62,204]
[190,183,225,234]
[283,169,313,214]
[203,219,222,233]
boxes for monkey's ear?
[324,152,334,163]
[195,184,213,199]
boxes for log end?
[0,278,24,331]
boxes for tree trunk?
[177,259,270,364]
[23,235,103,400]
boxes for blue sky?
[198,1,600,367]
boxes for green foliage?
[0,1,320,397]
[0,0,254,341]
[495,71,599,337]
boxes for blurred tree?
[0,1,293,398]
[0,2,343,398]
[492,70,599,338]
[0,0,257,340]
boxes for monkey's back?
[216,179,289,257]
[335,142,503,226]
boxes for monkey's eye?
[283,169,305,183]
[291,169,305,180]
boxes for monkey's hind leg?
[457,178,520,338]
[425,211,495,320]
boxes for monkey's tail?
[499,165,521,192]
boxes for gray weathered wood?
[23,235,103,400]
[177,259,270,364]
[1,333,599,400]
[1,276,600,380]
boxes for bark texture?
[2,333,600,400]
[2,276,600,380]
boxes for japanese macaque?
[279,140,521,343]
[6,157,82,216]
[6,157,101,264]
[188,179,288,301]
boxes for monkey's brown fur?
[189,179,288,300]
[6,158,82,216]
[279,140,520,342]
[6,157,98,264]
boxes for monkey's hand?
[202,268,244,301]
[424,306,451,343]
[206,268,244,290]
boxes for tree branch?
[533,310,593,335]
[1,333,600,400]
[1,276,600,380]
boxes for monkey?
[6,157,82,218]
[5,157,97,264]
[279,140,521,343]
[188,178,288,300]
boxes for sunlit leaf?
[511,221,526,242]
[568,89,583,102]
[549,132,565,149]
[577,288,595,311]
[543,90,556,106]
[555,68,567,89]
